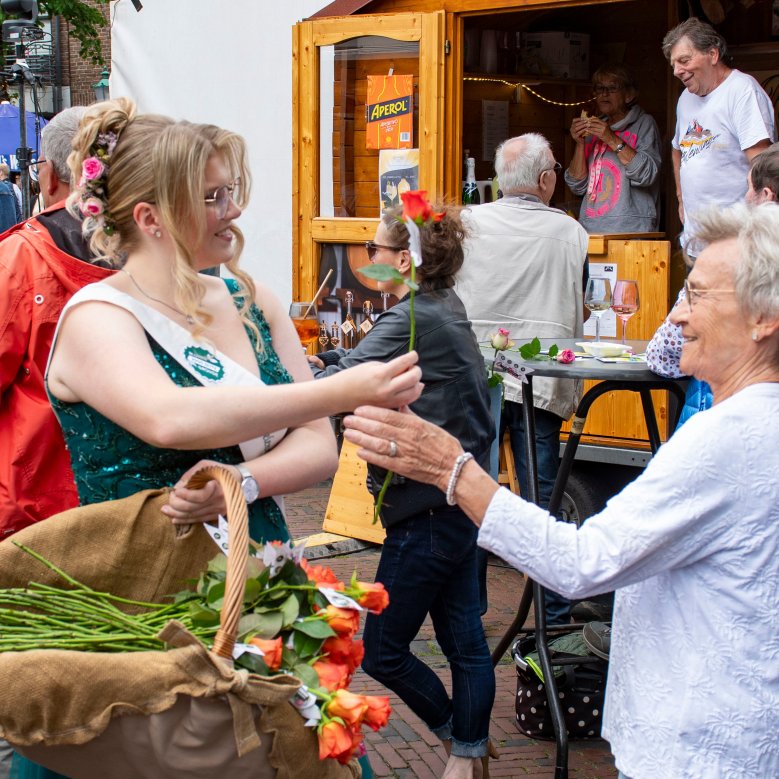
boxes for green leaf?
[357,264,407,284]
[293,619,337,639]
[188,602,220,628]
[206,580,225,610]
[206,554,228,575]
[548,344,559,358]
[279,594,300,627]
[235,651,270,676]
[487,373,503,388]
[292,662,321,689]
[406,279,419,291]
[238,611,284,641]
[519,337,542,360]
[293,630,326,659]
[243,577,263,605]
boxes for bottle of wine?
[329,321,341,349]
[381,292,390,312]
[340,290,357,349]
[462,157,480,206]
[317,322,330,352]
[360,300,375,339]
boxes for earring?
[752,330,759,342]
[154,230,162,239]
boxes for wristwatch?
[235,463,260,504]
[614,141,626,154]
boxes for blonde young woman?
[43,98,421,544]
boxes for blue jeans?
[501,401,571,625]
[362,505,495,758]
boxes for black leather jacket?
[312,288,494,526]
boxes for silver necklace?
[121,268,195,325]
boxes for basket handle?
[187,464,249,660]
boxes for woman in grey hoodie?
[565,64,662,233]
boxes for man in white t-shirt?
[663,17,775,252]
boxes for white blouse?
[478,383,779,779]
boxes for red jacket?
[0,202,113,537]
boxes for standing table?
[486,339,685,779]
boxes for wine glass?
[611,280,640,345]
[289,302,319,348]
[584,277,612,343]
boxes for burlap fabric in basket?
[0,466,359,779]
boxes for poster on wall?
[366,74,414,150]
[378,149,419,212]
[482,100,509,163]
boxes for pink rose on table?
[82,157,105,180]
[556,349,575,364]
[79,197,104,217]
[490,328,513,350]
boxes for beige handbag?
[0,466,359,779]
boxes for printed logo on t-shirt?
[679,120,719,163]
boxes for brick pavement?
[286,480,617,779]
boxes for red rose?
[362,695,392,731]
[326,689,369,727]
[323,636,364,674]
[301,558,344,589]
[321,605,360,638]
[318,720,355,763]
[247,635,283,671]
[313,660,351,691]
[400,190,432,225]
[352,580,389,614]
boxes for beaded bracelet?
[445,452,474,506]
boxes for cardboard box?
[522,32,590,80]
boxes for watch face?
[242,475,260,503]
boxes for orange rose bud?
[247,635,283,671]
[318,720,355,763]
[323,636,365,674]
[301,558,344,589]
[327,689,369,727]
[362,695,391,731]
[322,605,360,638]
[313,660,351,691]
[353,581,389,614]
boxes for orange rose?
[301,558,344,589]
[323,636,364,674]
[247,635,283,671]
[318,720,355,763]
[400,190,432,225]
[362,695,391,731]
[313,660,351,691]
[352,580,389,614]
[321,605,360,638]
[326,689,369,727]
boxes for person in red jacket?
[0,106,114,539]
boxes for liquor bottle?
[482,182,492,203]
[381,292,390,312]
[340,290,357,350]
[317,322,330,352]
[360,300,375,339]
[329,321,341,349]
[462,157,480,206]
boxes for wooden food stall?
[291,0,779,539]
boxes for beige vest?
[456,196,588,419]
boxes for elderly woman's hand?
[343,405,460,492]
[586,117,619,148]
[162,459,233,525]
[570,117,589,143]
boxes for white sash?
[49,282,288,463]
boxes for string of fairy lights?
[463,75,595,108]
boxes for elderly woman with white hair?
[343,202,779,779]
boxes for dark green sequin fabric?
[51,279,293,543]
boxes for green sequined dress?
[49,279,293,544]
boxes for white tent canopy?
[110,0,326,304]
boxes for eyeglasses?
[592,84,621,95]
[28,158,47,183]
[204,177,241,219]
[542,162,562,175]
[365,240,404,260]
[683,278,736,310]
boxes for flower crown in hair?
[76,131,118,235]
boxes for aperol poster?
[365,75,414,150]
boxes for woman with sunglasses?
[42,98,421,554]
[564,64,662,233]
[309,204,496,779]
